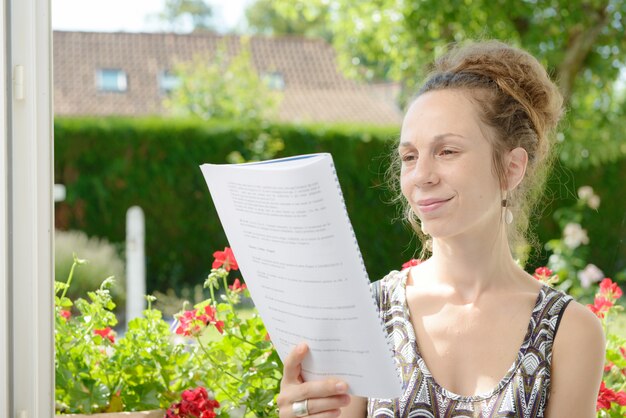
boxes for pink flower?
[94,327,115,344]
[577,263,604,288]
[228,278,247,293]
[212,247,238,271]
[402,259,422,269]
[59,310,71,319]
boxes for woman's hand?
[277,343,352,417]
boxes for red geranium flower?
[587,296,614,319]
[59,310,71,319]
[533,267,553,280]
[532,267,559,285]
[176,306,224,336]
[599,278,623,300]
[229,278,247,293]
[402,259,422,269]
[201,305,224,334]
[615,390,626,406]
[597,381,617,411]
[212,247,238,271]
[167,387,219,418]
[94,327,115,344]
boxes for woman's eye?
[401,154,416,162]
[440,149,456,156]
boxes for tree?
[245,0,333,41]
[273,0,626,168]
[164,38,284,162]
[164,39,281,122]
[157,0,214,32]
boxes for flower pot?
[55,410,165,418]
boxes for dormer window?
[96,68,127,92]
[158,70,181,94]
[262,71,285,91]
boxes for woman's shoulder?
[554,298,604,348]
[550,298,605,383]
[544,298,605,416]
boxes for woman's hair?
[389,40,564,260]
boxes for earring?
[502,198,513,225]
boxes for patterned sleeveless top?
[367,269,573,418]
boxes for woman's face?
[399,89,503,240]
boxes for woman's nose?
[408,157,438,187]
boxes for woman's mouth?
[417,197,453,213]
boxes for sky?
[51,0,252,33]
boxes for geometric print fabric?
[367,269,573,417]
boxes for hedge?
[54,117,626,292]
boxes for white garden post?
[126,206,146,324]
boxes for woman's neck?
[423,228,528,303]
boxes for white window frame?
[2,0,54,417]
[1,0,9,415]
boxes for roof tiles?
[53,31,402,125]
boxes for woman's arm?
[545,300,605,418]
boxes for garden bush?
[55,229,126,311]
[54,117,626,293]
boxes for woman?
[277,41,605,417]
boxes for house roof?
[53,31,402,125]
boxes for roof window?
[96,68,128,92]
[262,71,285,91]
[158,70,181,94]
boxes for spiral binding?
[327,158,402,392]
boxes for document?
[200,153,402,398]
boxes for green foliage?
[192,267,281,416]
[542,185,604,301]
[55,229,126,312]
[54,117,626,293]
[588,282,626,417]
[55,257,191,413]
[55,251,279,416]
[272,0,626,168]
[245,0,333,41]
[156,0,214,32]
[164,38,281,123]
[54,117,407,292]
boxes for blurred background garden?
[52,0,626,416]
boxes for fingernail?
[336,382,347,393]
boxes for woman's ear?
[505,147,528,191]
